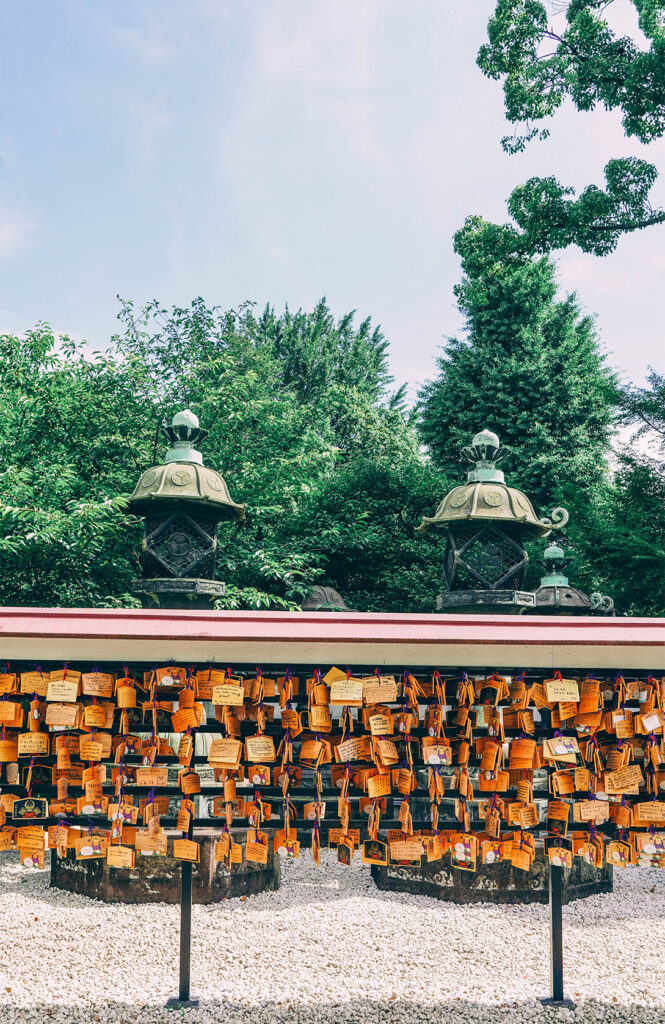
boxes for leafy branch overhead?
[478,1,665,252]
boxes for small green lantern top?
[128,410,245,519]
[539,540,570,587]
[535,539,614,615]
[164,409,208,465]
[417,428,568,537]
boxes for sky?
[1,0,663,398]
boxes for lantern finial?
[461,428,510,483]
[163,409,209,466]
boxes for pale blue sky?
[1,0,663,395]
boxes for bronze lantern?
[417,429,568,614]
[128,410,244,609]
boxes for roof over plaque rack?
[0,607,661,670]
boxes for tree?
[0,304,336,610]
[477,1,665,254]
[586,370,665,615]
[571,459,665,616]
[0,299,435,612]
[290,423,451,614]
[256,298,404,413]
[0,324,141,607]
[621,369,665,447]
[570,371,665,615]
[418,216,619,516]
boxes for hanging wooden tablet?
[173,838,200,862]
[107,845,135,869]
[389,837,422,863]
[46,672,80,703]
[82,673,114,699]
[246,829,269,864]
[245,735,276,763]
[12,797,47,821]
[20,671,48,697]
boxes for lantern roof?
[301,585,355,612]
[128,410,245,520]
[417,428,568,538]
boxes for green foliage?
[621,369,665,448]
[584,369,665,616]
[570,445,665,618]
[479,1,665,147]
[477,1,665,252]
[291,451,451,614]
[257,299,403,411]
[0,300,438,612]
[1,294,660,616]
[507,158,664,256]
[0,324,144,607]
[419,216,619,512]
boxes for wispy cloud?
[90,10,173,63]
[109,23,172,63]
[220,1,386,197]
[0,207,35,261]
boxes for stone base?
[131,578,226,610]
[436,589,535,614]
[371,849,613,904]
[50,829,280,904]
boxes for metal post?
[167,821,198,1008]
[179,858,193,1000]
[540,863,575,1007]
[550,862,564,1001]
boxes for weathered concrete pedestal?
[131,578,226,610]
[436,589,536,614]
[50,829,280,904]
[371,849,612,904]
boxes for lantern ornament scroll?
[128,410,245,609]
[417,429,568,614]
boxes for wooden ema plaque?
[1,659,663,888]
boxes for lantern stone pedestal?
[437,589,535,613]
[371,848,612,905]
[50,829,280,904]
[131,577,226,610]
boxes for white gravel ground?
[0,851,664,1024]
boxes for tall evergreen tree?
[257,298,403,412]
[418,216,619,515]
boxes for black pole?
[167,820,198,1008]
[540,862,574,1008]
[550,862,564,1001]
[179,857,193,1001]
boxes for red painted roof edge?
[0,606,662,647]
[0,606,662,627]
